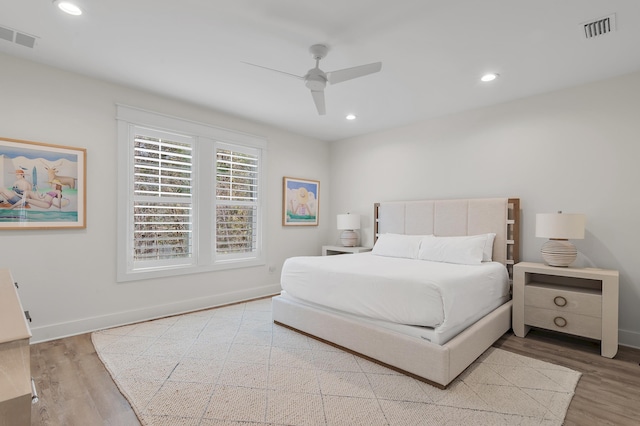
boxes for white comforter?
[280,252,510,336]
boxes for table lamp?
[536,211,586,267]
[337,213,360,247]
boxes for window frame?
[116,105,267,282]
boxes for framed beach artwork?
[283,177,319,226]
[0,137,86,229]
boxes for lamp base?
[541,239,577,267]
[340,230,358,247]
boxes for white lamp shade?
[536,213,586,240]
[337,214,360,230]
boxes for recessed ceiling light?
[481,73,499,82]
[346,114,357,120]
[53,0,83,16]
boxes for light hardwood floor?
[30,334,139,426]
[30,329,640,426]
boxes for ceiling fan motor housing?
[305,69,327,90]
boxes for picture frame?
[0,137,86,229]
[283,176,319,226]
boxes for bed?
[272,197,520,388]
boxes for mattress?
[280,252,510,344]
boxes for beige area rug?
[92,298,581,425]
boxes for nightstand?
[513,261,619,358]
[322,245,372,256]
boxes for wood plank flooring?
[30,334,139,426]
[29,329,640,425]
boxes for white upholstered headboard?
[374,198,520,274]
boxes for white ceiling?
[2,1,639,141]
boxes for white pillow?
[418,234,494,265]
[372,233,427,259]
[482,233,496,262]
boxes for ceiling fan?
[244,44,382,115]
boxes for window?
[215,145,259,260]
[133,130,194,268]
[117,105,266,281]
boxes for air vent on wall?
[582,14,616,39]
[0,24,37,48]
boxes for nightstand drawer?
[524,306,602,339]
[525,283,601,318]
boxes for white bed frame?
[272,198,520,388]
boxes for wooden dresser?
[0,269,32,426]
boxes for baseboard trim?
[30,284,282,344]
[619,328,640,350]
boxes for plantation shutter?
[132,127,194,267]
[215,143,260,259]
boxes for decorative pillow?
[418,234,494,265]
[372,233,428,259]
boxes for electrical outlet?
[268,265,277,274]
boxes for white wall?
[0,53,331,343]
[329,71,640,348]
[3,51,639,349]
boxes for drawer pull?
[554,296,568,307]
[554,316,567,328]
[31,377,39,404]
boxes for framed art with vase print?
[283,176,319,226]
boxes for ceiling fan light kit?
[246,44,382,115]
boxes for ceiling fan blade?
[327,62,382,85]
[311,90,326,115]
[241,61,304,80]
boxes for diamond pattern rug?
[92,298,581,425]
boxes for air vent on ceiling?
[0,25,14,42]
[582,14,616,39]
[0,24,37,48]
